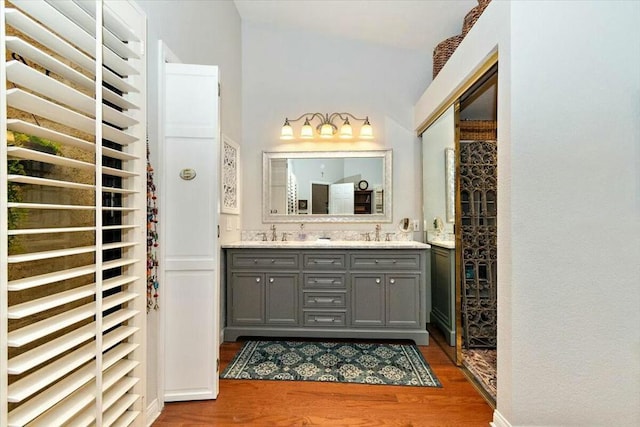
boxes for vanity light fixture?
[280,112,374,140]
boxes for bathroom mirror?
[262,150,392,223]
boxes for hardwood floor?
[153,337,494,426]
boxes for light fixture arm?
[280,112,373,140]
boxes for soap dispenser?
[298,223,307,241]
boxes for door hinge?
[218,83,221,97]
[216,358,220,373]
[217,224,220,238]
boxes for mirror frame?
[262,150,392,223]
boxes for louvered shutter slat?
[9,377,96,427]
[103,147,139,161]
[11,0,138,77]
[8,147,94,170]
[7,284,95,318]
[8,245,96,263]
[8,175,95,190]
[111,410,140,427]
[5,36,94,91]
[27,383,96,427]
[102,394,139,427]
[103,329,139,351]
[102,275,139,292]
[103,187,139,195]
[8,343,96,402]
[7,119,95,152]
[45,0,140,60]
[7,302,95,347]
[103,292,138,312]
[7,324,95,375]
[8,226,96,236]
[7,89,95,135]
[103,377,140,412]
[8,202,96,210]
[8,264,95,292]
[5,8,95,72]
[3,0,146,425]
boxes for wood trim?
[416,51,498,136]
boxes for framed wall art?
[221,134,240,214]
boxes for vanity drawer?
[230,252,299,269]
[303,252,347,270]
[303,311,346,327]
[303,273,346,289]
[350,252,421,270]
[303,291,347,309]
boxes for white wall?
[242,21,430,234]
[134,0,242,418]
[507,1,640,424]
[416,1,640,425]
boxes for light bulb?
[339,118,353,139]
[300,118,313,139]
[280,118,294,140]
[359,117,373,139]
[320,123,334,138]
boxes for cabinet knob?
[255,277,261,283]
[269,277,275,283]
[389,278,396,284]
[375,278,381,284]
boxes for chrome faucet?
[375,224,381,242]
[270,224,277,241]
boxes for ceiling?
[233,0,478,52]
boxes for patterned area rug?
[221,340,441,387]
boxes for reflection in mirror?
[398,217,411,232]
[263,150,392,223]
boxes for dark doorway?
[311,183,329,214]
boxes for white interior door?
[329,183,355,214]
[163,63,220,401]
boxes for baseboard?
[146,398,161,427]
[490,409,512,427]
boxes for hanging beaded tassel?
[147,141,160,312]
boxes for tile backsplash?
[242,229,413,242]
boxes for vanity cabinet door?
[265,273,299,325]
[386,274,421,328]
[352,273,421,328]
[351,274,385,327]
[230,273,265,325]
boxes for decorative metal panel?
[460,140,497,348]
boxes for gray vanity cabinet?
[230,272,265,324]
[351,252,422,329]
[430,245,456,346]
[302,252,348,327]
[227,251,299,326]
[225,247,429,345]
[351,274,385,327]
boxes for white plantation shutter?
[1,1,146,426]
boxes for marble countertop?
[222,240,431,249]
[427,239,455,249]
